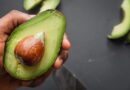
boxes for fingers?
[53,33,71,69]
[0,42,6,74]
[0,42,5,66]
[0,72,20,90]
[53,50,68,69]
[0,42,5,57]
[0,10,34,35]
[21,69,52,87]
[62,33,71,50]
[53,57,63,69]
[0,56,4,72]
[0,33,8,42]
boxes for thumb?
[0,10,34,35]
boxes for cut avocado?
[39,0,61,13]
[23,0,43,10]
[3,10,66,80]
[108,0,130,39]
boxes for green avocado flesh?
[108,0,130,39]
[39,0,61,13]
[23,0,42,10]
[3,10,66,80]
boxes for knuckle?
[0,22,5,31]
[8,10,22,17]
[7,10,17,19]
[9,10,19,15]
[60,50,68,60]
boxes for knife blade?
[52,66,87,90]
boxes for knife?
[52,66,87,90]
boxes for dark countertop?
[1,0,130,90]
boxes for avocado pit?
[14,32,45,66]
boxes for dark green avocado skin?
[3,10,66,80]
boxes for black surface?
[53,66,86,90]
[1,0,130,90]
[18,74,58,90]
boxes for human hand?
[0,10,71,90]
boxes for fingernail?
[62,39,71,50]
[64,34,71,48]
[54,57,63,69]
[65,39,71,49]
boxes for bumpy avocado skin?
[3,10,66,80]
[24,0,42,10]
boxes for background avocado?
[108,0,130,39]
[39,0,61,13]
[23,0,61,13]
[3,10,66,80]
[23,0,42,10]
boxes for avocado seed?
[14,32,45,66]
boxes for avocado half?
[3,10,66,80]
